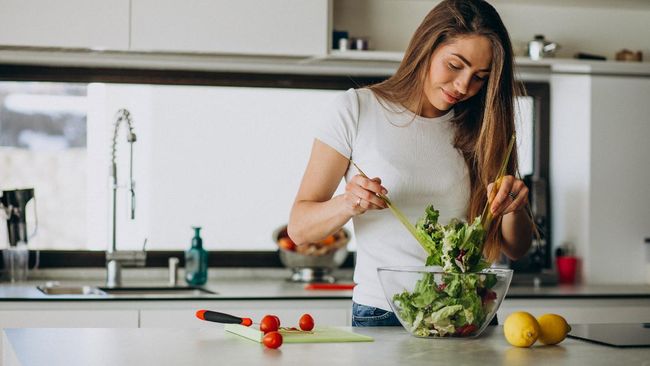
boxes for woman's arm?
[500,210,533,260]
[487,175,533,260]
[288,139,386,246]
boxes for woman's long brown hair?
[369,0,528,262]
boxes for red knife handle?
[196,310,252,326]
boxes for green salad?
[392,205,498,337]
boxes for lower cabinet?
[498,298,650,324]
[0,309,138,328]
[0,309,138,365]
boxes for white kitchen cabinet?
[0,308,138,366]
[139,299,353,328]
[0,309,138,328]
[550,74,650,284]
[130,0,331,57]
[0,0,130,50]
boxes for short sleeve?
[313,88,359,159]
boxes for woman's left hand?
[487,175,529,217]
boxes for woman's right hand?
[344,174,388,215]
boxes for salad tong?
[349,160,423,247]
[479,133,517,232]
[350,132,516,247]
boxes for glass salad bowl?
[378,266,513,338]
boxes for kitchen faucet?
[106,108,146,288]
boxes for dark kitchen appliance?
[568,323,650,347]
[506,82,555,285]
[506,175,557,286]
[0,188,36,246]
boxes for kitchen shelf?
[1,46,649,78]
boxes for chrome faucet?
[106,109,146,288]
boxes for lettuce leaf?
[390,204,498,337]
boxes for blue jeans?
[351,302,401,327]
[351,302,500,327]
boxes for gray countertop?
[1,268,650,301]
[3,326,650,366]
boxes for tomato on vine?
[262,331,283,349]
[299,314,314,331]
[260,315,280,334]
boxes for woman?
[288,0,533,326]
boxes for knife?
[196,310,253,326]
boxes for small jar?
[338,38,349,51]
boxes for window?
[0,72,548,267]
[0,82,87,248]
[0,81,354,252]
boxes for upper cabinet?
[0,0,130,50]
[130,0,331,57]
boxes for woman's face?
[421,35,493,118]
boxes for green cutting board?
[224,324,373,343]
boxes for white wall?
[333,0,650,60]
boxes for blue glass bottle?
[185,227,208,285]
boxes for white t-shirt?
[315,88,471,311]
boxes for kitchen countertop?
[3,326,650,366]
[1,268,650,301]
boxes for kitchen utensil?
[349,161,423,247]
[527,35,559,60]
[574,52,606,61]
[196,310,253,326]
[274,225,350,283]
[2,243,28,282]
[304,283,355,291]
[568,323,650,347]
[168,257,179,286]
[615,49,643,62]
[0,188,37,247]
[556,256,578,284]
[479,133,516,232]
[224,324,373,343]
[378,266,513,338]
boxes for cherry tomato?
[457,324,478,337]
[278,237,296,251]
[262,331,283,349]
[299,313,314,331]
[320,235,336,246]
[260,315,280,334]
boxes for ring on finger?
[355,197,362,207]
[508,191,518,201]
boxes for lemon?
[504,311,540,347]
[537,314,571,345]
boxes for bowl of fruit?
[274,225,350,283]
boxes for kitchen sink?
[37,285,216,297]
[37,285,107,296]
[98,286,217,297]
